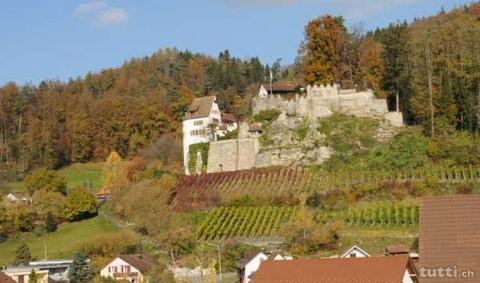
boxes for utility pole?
[44,240,48,260]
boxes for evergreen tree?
[69,252,95,283]
[374,22,414,120]
[45,211,57,233]
[28,269,37,283]
[13,242,33,265]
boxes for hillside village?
[2,2,480,283]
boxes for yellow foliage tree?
[101,151,125,196]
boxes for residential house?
[2,266,49,283]
[221,113,238,133]
[340,245,370,258]
[419,194,480,282]
[0,272,15,283]
[252,256,419,283]
[28,259,73,282]
[5,193,32,205]
[236,252,292,283]
[182,96,222,175]
[100,254,155,283]
[97,186,111,201]
[217,113,238,138]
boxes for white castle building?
[182,96,237,175]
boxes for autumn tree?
[64,187,97,221]
[358,37,385,97]
[8,205,37,233]
[112,174,195,258]
[101,151,125,196]
[338,25,362,86]
[33,190,66,220]
[0,48,267,177]
[24,168,67,195]
[301,15,346,85]
[408,10,479,135]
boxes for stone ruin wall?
[206,84,404,174]
[252,84,394,121]
[206,138,259,174]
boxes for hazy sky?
[0,0,473,85]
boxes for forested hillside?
[2,3,480,180]
[0,50,286,179]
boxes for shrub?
[79,232,140,258]
[456,184,474,195]
[253,109,281,123]
[437,132,480,166]
[382,129,430,171]
[306,192,321,208]
[24,168,67,195]
[218,129,239,141]
[296,119,310,141]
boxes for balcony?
[113,272,138,278]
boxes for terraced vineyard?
[173,166,480,210]
[196,206,296,240]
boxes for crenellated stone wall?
[252,84,400,126]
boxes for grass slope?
[340,226,417,256]
[0,215,119,265]
[2,162,105,194]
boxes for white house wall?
[244,253,268,283]
[100,257,143,281]
[182,101,222,175]
[402,270,415,283]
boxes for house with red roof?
[252,256,418,283]
[100,254,156,283]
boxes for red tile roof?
[262,82,300,93]
[386,244,409,255]
[118,254,155,274]
[252,256,417,283]
[0,272,15,283]
[185,96,215,120]
[419,194,480,283]
[221,113,237,123]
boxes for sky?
[0,0,473,85]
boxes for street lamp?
[205,241,222,282]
